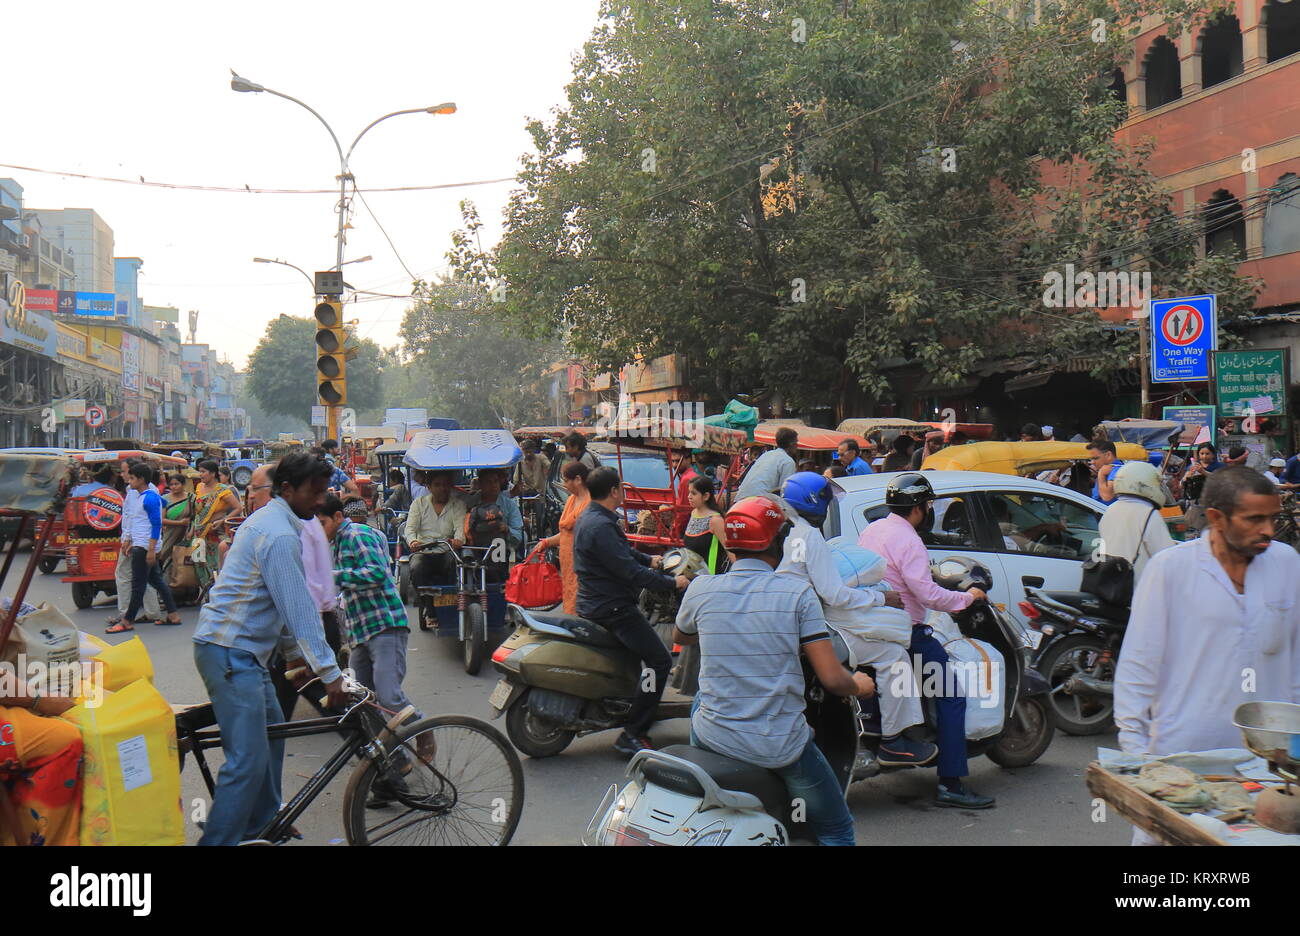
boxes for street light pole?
[231,72,454,441]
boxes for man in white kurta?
[777,510,934,766]
[1115,478,1300,758]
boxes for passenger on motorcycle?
[858,473,996,810]
[777,472,937,767]
[1097,461,1176,583]
[673,495,875,846]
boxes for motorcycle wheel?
[1036,634,1115,735]
[39,554,60,574]
[71,581,95,610]
[986,696,1056,768]
[463,601,486,675]
[505,694,575,758]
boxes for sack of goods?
[824,540,913,647]
[62,674,184,846]
[940,637,1006,740]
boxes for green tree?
[398,278,559,428]
[246,315,385,422]
[450,0,1254,414]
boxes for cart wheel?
[398,564,413,606]
[39,554,60,574]
[463,601,486,675]
[71,581,95,610]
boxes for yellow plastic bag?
[63,678,183,846]
[93,636,155,692]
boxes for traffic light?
[314,300,347,406]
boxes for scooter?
[582,556,1057,846]
[489,547,704,758]
[1022,585,1127,736]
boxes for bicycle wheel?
[342,714,524,846]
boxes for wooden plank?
[1085,763,1224,846]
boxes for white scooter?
[583,557,1055,845]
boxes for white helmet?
[1113,460,1165,506]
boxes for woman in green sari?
[159,473,194,578]
[189,459,241,594]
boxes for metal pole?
[1139,302,1152,419]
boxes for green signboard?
[1162,405,1216,446]
[1213,349,1289,419]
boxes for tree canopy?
[449,0,1256,412]
[246,314,385,421]
[395,278,560,428]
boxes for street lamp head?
[252,257,272,263]
[426,102,457,115]
[230,70,265,93]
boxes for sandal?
[105,614,122,626]
[105,620,135,634]
[155,616,183,626]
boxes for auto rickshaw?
[400,429,523,675]
[61,450,188,609]
[754,420,870,469]
[219,439,268,490]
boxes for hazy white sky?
[5,0,603,368]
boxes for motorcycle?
[489,547,705,758]
[583,556,1057,845]
[1021,585,1127,736]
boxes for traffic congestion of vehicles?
[0,411,1292,852]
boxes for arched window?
[1108,69,1128,117]
[1263,173,1300,257]
[1200,14,1243,88]
[1204,190,1246,257]
[1144,36,1182,109]
[1266,0,1300,62]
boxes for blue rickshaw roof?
[402,429,522,471]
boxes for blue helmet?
[783,471,832,518]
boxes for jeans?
[194,642,284,846]
[691,721,855,847]
[596,605,671,738]
[351,627,422,721]
[910,623,968,779]
[409,550,455,591]
[125,546,178,622]
[116,544,158,618]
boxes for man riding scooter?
[858,473,996,809]
[672,496,875,846]
[775,473,937,768]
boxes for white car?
[824,471,1105,631]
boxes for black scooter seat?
[524,610,624,650]
[1041,590,1127,619]
[649,744,790,821]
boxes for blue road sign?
[1150,294,1216,383]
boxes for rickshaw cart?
[590,417,748,554]
[403,429,523,675]
[0,453,75,645]
[219,439,268,490]
[753,421,870,470]
[61,450,187,610]
[0,448,88,574]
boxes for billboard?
[58,290,117,317]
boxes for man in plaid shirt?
[317,495,422,728]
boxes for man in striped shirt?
[192,453,346,846]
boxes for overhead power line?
[0,161,515,195]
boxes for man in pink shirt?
[858,473,994,809]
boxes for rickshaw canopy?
[1098,419,1184,450]
[79,450,188,468]
[0,453,74,516]
[592,418,747,454]
[928,421,995,441]
[837,417,933,440]
[755,421,867,453]
[219,438,266,448]
[514,426,597,439]
[403,429,522,472]
[921,440,1148,475]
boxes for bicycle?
[175,677,524,845]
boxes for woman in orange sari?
[0,691,81,846]
[539,461,590,615]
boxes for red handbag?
[505,545,563,608]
